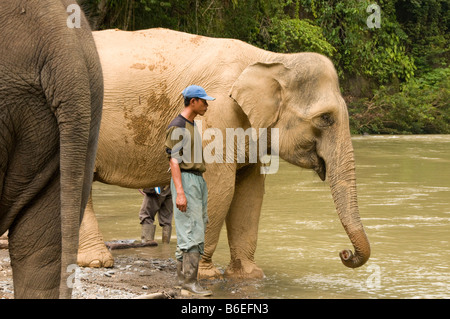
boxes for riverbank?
[0,236,262,300]
[0,248,204,299]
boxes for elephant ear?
[230,62,289,129]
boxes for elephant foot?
[198,259,223,279]
[224,259,265,279]
[77,244,114,268]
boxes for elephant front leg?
[225,164,265,279]
[198,164,236,279]
[77,192,114,268]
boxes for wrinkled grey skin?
[0,0,103,298]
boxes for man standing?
[165,85,214,296]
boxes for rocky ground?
[0,247,220,299]
[0,248,175,299]
[0,229,265,300]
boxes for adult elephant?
[77,28,370,279]
[0,0,103,298]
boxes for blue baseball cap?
[182,85,216,101]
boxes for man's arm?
[169,157,187,212]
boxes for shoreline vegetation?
[80,0,449,135]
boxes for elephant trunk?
[326,138,370,268]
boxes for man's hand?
[176,192,187,212]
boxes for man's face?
[191,98,209,116]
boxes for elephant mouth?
[314,156,326,181]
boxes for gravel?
[0,249,182,299]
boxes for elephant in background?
[77,28,370,279]
[0,0,103,298]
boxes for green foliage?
[264,18,336,57]
[296,0,417,83]
[394,0,450,74]
[349,67,450,134]
[79,0,450,134]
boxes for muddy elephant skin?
[78,28,369,279]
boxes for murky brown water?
[93,135,450,299]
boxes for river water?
[92,135,450,299]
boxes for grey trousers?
[139,186,173,227]
[171,172,208,261]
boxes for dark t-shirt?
[165,114,206,172]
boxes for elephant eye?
[313,112,335,128]
[322,113,334,125]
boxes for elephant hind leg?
[77,192,114,268]
[8,174,61,299]
[1,121,64,298]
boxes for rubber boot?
[141,224,157,244]
[181,252,212,296]
[162,225,172,244]
[174,259,184,289]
